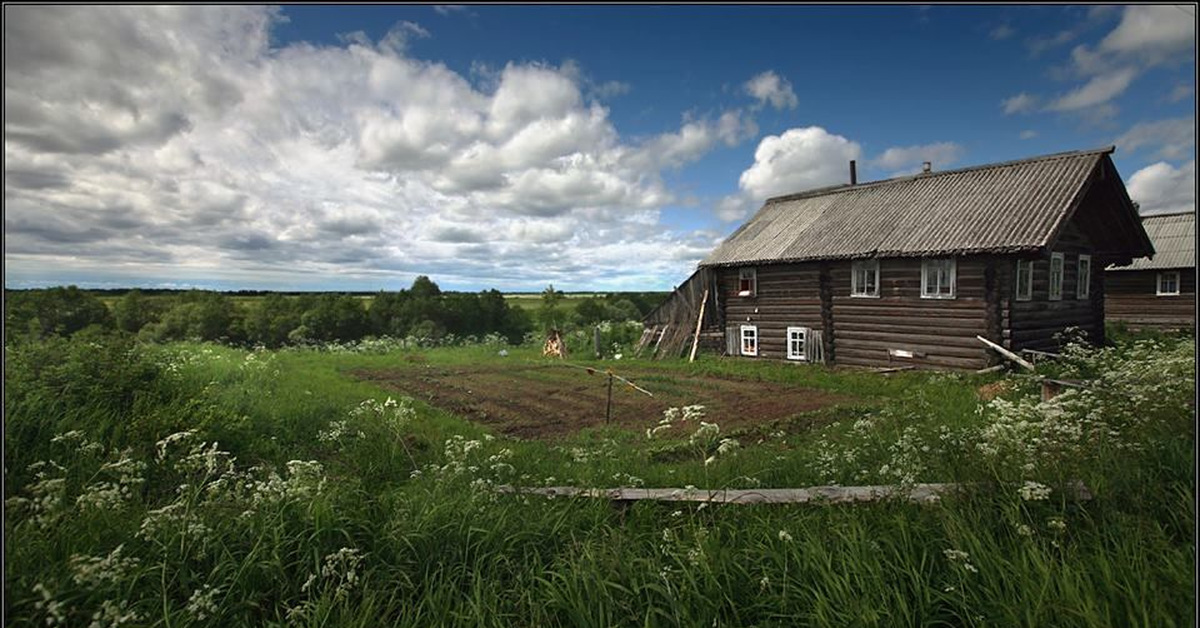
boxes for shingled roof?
[702,146,1150,267]
[1109,212,1195,271]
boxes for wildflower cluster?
[943,548,978,573]
[69,545,140,588]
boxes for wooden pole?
[976,335,1035,371]
[605,372,613,424]
[688,288,709,363]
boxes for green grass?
[5,333,1194,627]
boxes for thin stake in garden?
[560,362,654,425]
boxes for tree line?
[4,279,666,347]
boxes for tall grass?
[5,332,1193,626]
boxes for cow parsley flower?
[1018,481,1051,502]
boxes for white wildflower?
[1047,517,1067,532]
[185,585,220,621]
[1018,481,1051,502]
[778,530,793,543]
[32,583,67,626]
[70,545,140,588]
[87,599,139,628]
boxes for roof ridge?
[763,145,1115,206]
[1140,211,1196,220]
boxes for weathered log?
[495,481,1093,505]
[976,335,1035,371]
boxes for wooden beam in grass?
[495,481,1093,505]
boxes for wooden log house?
[1104,211,1195,331]
[660,147,1155,370]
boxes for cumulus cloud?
[873,142,963,175]
[737,127,861,201]
[1014,6,1195,122]
[1001,92,1038,115]
[1045,68,1137,111]
[1115,117,1196,161]
[1127,160,1196,215]
[744,71,798,110]
[3,6,751,290]
[1099,5,1196,61]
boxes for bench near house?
[647,147,1155,370]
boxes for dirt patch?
[351,363,854,440]
[976,380,1013,402]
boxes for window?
[738,268,757,297]
[1015,260,1033,301]
[1076,254,1091,299]
[921,258,956,299]
[851,260,880,297]
[740,325,758,356]
[1048,253,1064,300]
[787,327,808,361]
[1158,271,1180,296]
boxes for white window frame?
[1015,259,1033,301]
[1076,254,1091,299]
[1048,253,1064,301]
[738,268,757,297]
[1157,271,1181,296]
[851,260,880,298]
[786,326,808,361]
[920,258,956,299]
[740,325,758,356]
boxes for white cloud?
[873,142,963,174]
[737,127,861,201]
[1099,5,1196,60]
[1127,160,1196,215]
[3,6,753,290]
[990,24,1015,40]
[1014,6,1195,123]
[743,70,798,111]
[1045,68,1137,111]
[1167,82,1194,103]
[1019,130,1038,140]
[1026,30,1076,57]
[1001,92,1039,115]
[1115,117,1196,161]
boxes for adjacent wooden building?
[1105,211,1195,331]
[651,147,1155,369]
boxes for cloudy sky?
[4,5,1196,291]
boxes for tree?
[369,290,412,338]
[113,289,166,334]
[4,286,113,342]
[300,294,368,343]
[410,275,441,299]
[243,293,302,348]
[538,284,564,330]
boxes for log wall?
[717,263,823,360]
[1105,268,1196,330]
[1006,222,1106,352]
[829,258,991,370]
[716,258,994,369]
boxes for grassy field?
[4,333,1194,626]
[92,291,616,313]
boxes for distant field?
[93,291,656,314]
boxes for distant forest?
[3,279,668,347]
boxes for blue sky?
[4,5,1195,291]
